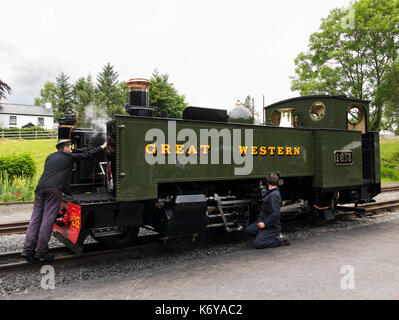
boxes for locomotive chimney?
[127,78,151,107]
[125,78,157,117]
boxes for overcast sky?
[1,0,351,114]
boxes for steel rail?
[1,199,399,272]
[2,197,399,236]
[356,198,399,213]
[0,235,164,272]
[0,231,248,273]
[381,185,399,193]
[0,221,30,236]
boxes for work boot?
[21,251,38,263]
[34,251,54,261]
[278,233,291,246]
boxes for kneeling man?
[246,173,290,249]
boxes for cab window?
[309,102,326,121]
[347,105,366,133]
[270,108,295,128]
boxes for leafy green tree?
[0,79,11,106]
[34,81,58,109]
[55,72,74,117]
[375,60,399,134]
[33,65,189,122]
[73,75,95,106]
[105,81,128,117]
[95,63,126,118]
[291,0,399,131]
[34,73,74,121]
[72,75,96,126]
[149,70,187,118]
[242,95,260,121]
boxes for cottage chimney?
[45,102,52,110]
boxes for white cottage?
[0,103,55,129]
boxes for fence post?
[35,130,38,139]
[19,130,21,139]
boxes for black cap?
[56,139,72,149]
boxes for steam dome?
[228,100,254,124]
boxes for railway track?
[0,221,30,236]
[381,185,399,193]
[1,196,399,272]
[0,232,240,273]
[334,198,399,220]
[356,198,399,214]
[0,235,168,272]
[1,196,399,237]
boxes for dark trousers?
[23,188,63,256]
[246,221,280,249]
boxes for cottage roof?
[0,103,54,117]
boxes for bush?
[381,151,399,169]
[0,126,48,132]
[381,167,399,181]
[0,176,35,202]
[0,154,37,180]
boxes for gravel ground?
[1,191,399,297]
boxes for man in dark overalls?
[21,139,106,262]
[246,173,290,249]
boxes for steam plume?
[83,102,110,132]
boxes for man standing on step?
[21,139,106,262]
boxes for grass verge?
[0,139,56,201]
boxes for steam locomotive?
[53,78,381,253]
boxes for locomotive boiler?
[53,78,381,253]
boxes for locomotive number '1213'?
[334,150,353,166]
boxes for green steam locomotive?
[53,78,380,253]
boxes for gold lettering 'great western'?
[145,144,301,156]
[238,146,300,156]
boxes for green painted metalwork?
[114,112,369,201]
[374,131,381,183]
[312,130,362,188]
[265,96,370,130]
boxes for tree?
[55,72,74,118]
[291,0,399,131]
[375,60,399,134]
[149,70,187,118]
[33,65,188,122]
[34,73,74,120]
[34,81,58,110]
[242,95,260,122]
[0,79,11,106]
[72,75,96,126]
[105,81,128,118]
[73,75,95,106]
[95,63,126,118]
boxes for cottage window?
[9,116,16,125]
[38,117,44,126]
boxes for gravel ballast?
[1,191,399,297]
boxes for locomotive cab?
[265,95,380,210]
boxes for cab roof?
[265,95,370,109]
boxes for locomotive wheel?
[93,226,140,249]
